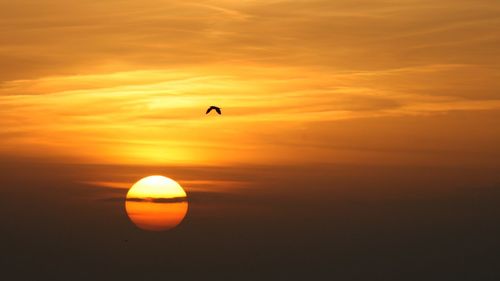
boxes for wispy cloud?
[0,0,499,165]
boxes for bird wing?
[206,107,213,114]
[215,107,221,114]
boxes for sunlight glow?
[126,176,187,199]
[125,201,188,231]
[125,176,188,231]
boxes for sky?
[1,0,499,167]
[1,2,500,279]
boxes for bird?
[206,106,222,115]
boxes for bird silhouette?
[206,106,222,115]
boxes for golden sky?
[1,0,499,166]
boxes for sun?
[126,175,187,199]
[125,176,188,231]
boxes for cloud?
[0,0,499,165]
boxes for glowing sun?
[125,176,188,231]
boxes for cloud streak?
[0,0,499,165]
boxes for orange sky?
[1,0,499,166]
